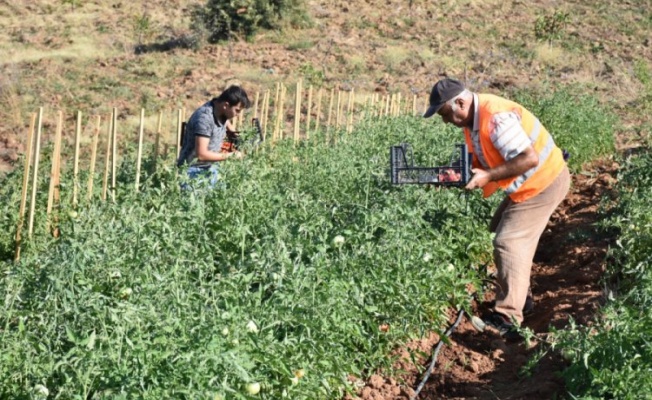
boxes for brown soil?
[347,161,618,400]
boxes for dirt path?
[348,160,617,400]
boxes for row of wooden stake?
[13,82,427,261]
[229,80,423,144]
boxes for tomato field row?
[554,151,652,399]
[0,115,495,399]
[0,88,618,399]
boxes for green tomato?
[246,320,259,333]
[561,348,575,361]
[33,384,49,397]
[68,211,78,219]
[119,287,133,299]
[244,382,260,395]
[332,235,345,247]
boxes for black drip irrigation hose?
[410,308,466,400]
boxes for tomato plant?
[0,95,616,398]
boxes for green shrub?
[513,87,617,172]
[191,0,310,42]
[534,9,569,46]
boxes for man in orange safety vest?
[424,78,570,341]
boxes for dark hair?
[212,85,251,108]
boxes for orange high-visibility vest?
[463,94,565,203]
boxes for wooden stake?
[27,107,44,238]
[395,93,400,116]
[153,110,162,174]
[405,93,411,115]
[176,108,183,158]
[47,111,64,237]
[293,79,302,144]
[377,94,383,117]
[135,108,145,192]
[111,108,117,203]
[335,90,342,128]
[305,85,313,140]
[326,88,334,136]
[273,96,281,142]
[385,94,391,116]
[314,88,323,136]
[386,94,391,116]
[261,90,270,139]
[346,89,354,134]
[71,111,82,206]
[87,115,101,201]
[413,94,417,116]
[375,93,380,116]
[272,82,281,142]
[275,84,286,141]
[47,111,63,218]
[14,112,36,262]
[102,112,113,201]
[396,93,401,116]
[253,91,260,119]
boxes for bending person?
[177,85,250,189]
[424,78,570,341]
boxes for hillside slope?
[1,0,650,174]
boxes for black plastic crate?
[390,143,472,186]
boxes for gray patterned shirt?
[176,101,227,167]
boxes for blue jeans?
[180,164,220,191]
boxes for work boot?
[523,295,535,316]
[484,312,523,342]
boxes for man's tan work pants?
[490,166,571,323]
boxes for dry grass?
[237,66,284,89]
[379,46,411,72]
[418,48,437,64]
[0,78,24,128]
[343,54,367,74]
[0,0,650,172]
[0,37,113,65]
[533,44,566,68]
